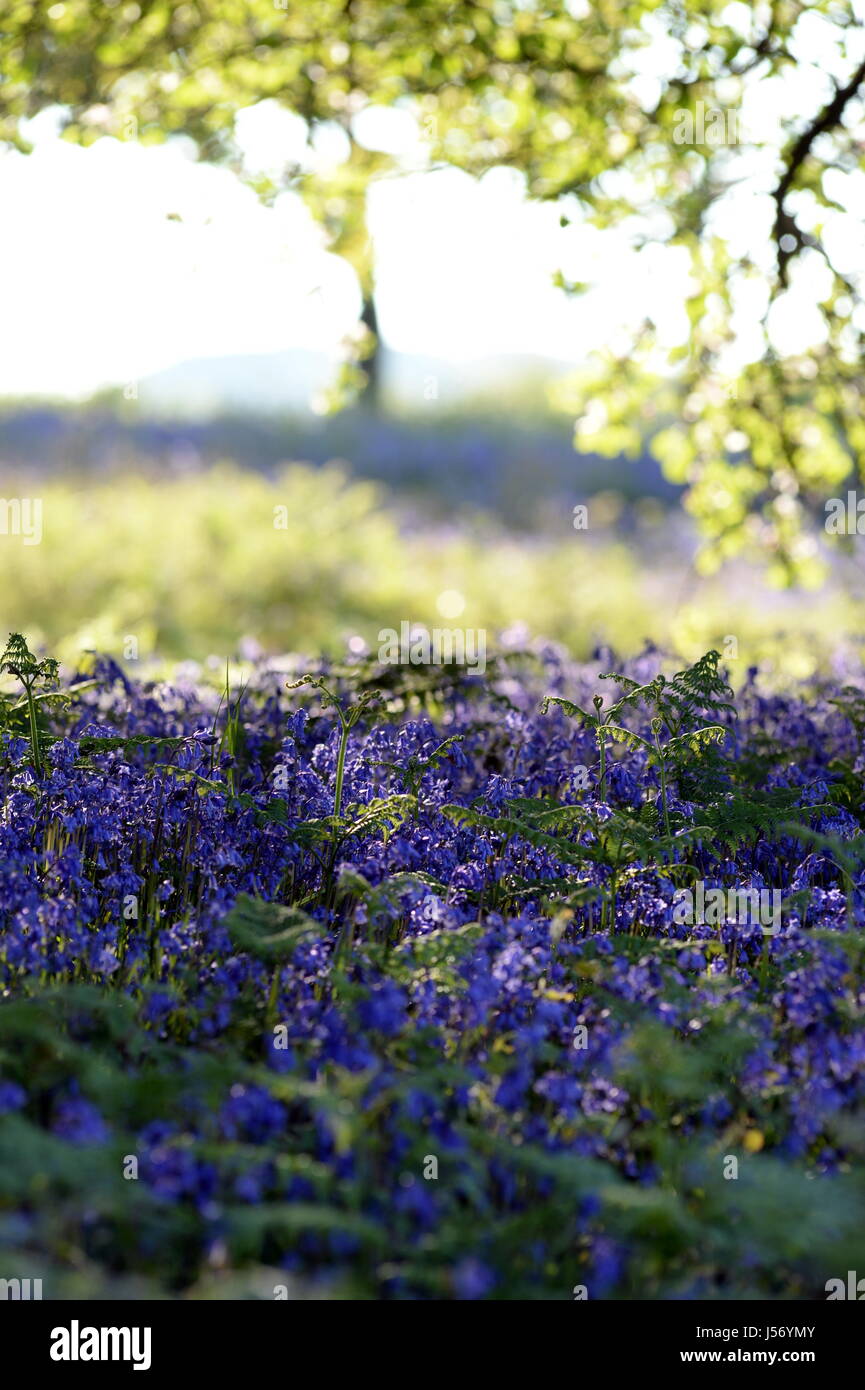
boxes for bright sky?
[1,8,863,401]
[0,107,657,399]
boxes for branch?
[772,53,865,284]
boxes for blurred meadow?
[2,395,865,680]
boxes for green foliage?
[616,649,737,735]
[286,673,383,820]
[373,733,465,798]
[223,895,324,962]
[0,630,62,776]
[698,789,830,851]
[545,650,734,837]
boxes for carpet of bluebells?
[1,634,865,1300]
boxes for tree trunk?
[359,293,382,412]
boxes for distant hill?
[136,347,575,416]
[137,349,336,415]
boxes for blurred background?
[3,2,865,677]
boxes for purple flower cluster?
[0,640,864,1298]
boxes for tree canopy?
[2,0,865,580]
